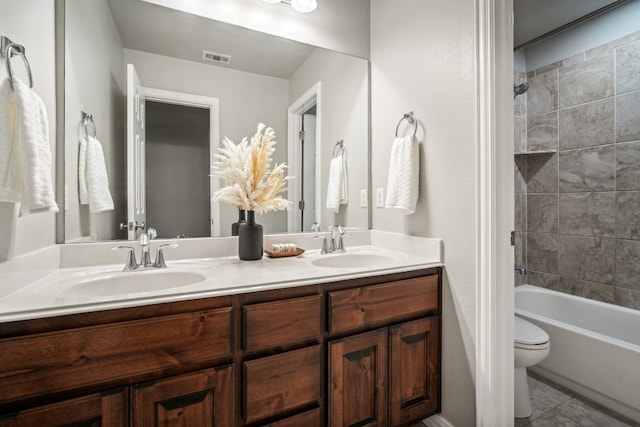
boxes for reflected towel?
[0,78,58,215]
[384,135,418,215]
[326,154,348,213]
[79,135,114,212]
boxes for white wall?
[124,49,290,235]
[64,0,125,242]
[524,0,640,71]
[143,0,370,59]
[289,48,369,231]
[371,1,478,425]
[0,0,57,259]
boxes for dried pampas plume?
[212,123,291,214]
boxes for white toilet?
[514,316,550,418]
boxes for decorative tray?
[264,247,305,258]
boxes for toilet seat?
[515,316,549,350]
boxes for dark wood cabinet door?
[131,366,234,427]
[328,329,388,427]
[389,317,439,425]
[0,388,128,427]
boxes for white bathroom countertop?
[0,231,443,323]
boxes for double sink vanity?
[0,231,443,426]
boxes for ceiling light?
[261,0,317,13]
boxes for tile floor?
[515,373,640,427]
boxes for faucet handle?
[112,246,138,271]
[335,232,351,252]
[314,235,330,254]
[153,242,178,268]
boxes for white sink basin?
[58,270,206,298]
[311,253,395,268]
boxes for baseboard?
[422,414,456,427]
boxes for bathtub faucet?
[515,265,527,275]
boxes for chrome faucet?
[112,227,178,271]
[515,265,527,275]
[315,224,348,254]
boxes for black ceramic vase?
[231,209,246,236]
[238,211,263,260]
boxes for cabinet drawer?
[243,345,321,424]
[243,295,322,352]
[328,275,438,333]
[0,307,232,405]
[264,407,322,426]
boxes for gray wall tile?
[515,194,525,232]
[616,191,640,240]
[557,277,615,303]
[616,91,640,142]
[558,98,614,150]
[559,145,615,192]
[527,153,558,193]
[559,192,615,237]
[616,40,640,94]
[527,194,558,233]
[526,271,559,289]
[515,159,527,194]
[616,287,640,310]
[559,53,614,109]
[514,116,527,153]
[527,232,559,275]
[527,112,558,152]
[528,71,558,117]
[616,140,640,190]
[616,239,640,290]
[558,236,615,284]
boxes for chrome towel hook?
[1,36,34,91]
[332,139,344,157]
[395,111,417,138]
[81,111,97,138]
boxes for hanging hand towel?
[384,135,419,215]
[79,135,114,212]
[326,154,348,213]
[0,78,58,216]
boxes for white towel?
[79,135,114,212]
[384,135,419,215]
[0,78,58,216]
[326,154,348,213]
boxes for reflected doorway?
[145,101,210,239]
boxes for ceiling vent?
[202,50,231,64]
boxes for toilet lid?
[515,316,549,346]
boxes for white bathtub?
[515,285,640,423]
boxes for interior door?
[301,111,317,232]
[126,64,146,240]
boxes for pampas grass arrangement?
[212,123,290,214]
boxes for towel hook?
[81,111,97,138]
[1,36,34,91]
[332,139,344,157]
[395,111,417,138]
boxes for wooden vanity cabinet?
[0,268,440,427]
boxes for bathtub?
[515,285,640,423]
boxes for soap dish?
[264,247,305,258]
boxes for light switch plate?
[376,188,385,208]
[360,189,368,208]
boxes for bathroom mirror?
[62,0,369,242]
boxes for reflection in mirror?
[63,0,369,242]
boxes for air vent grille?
[202,50,232,64]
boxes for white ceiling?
[513,0,623,48]
[106,0,316,79]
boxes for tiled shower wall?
[514,31,640,310]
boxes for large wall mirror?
[62,0,369,242]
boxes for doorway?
[300,106,317,232]
[145,101,210,238]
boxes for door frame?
[140,87,221,237]
[287,82,322,233]
[475,0,515,426]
